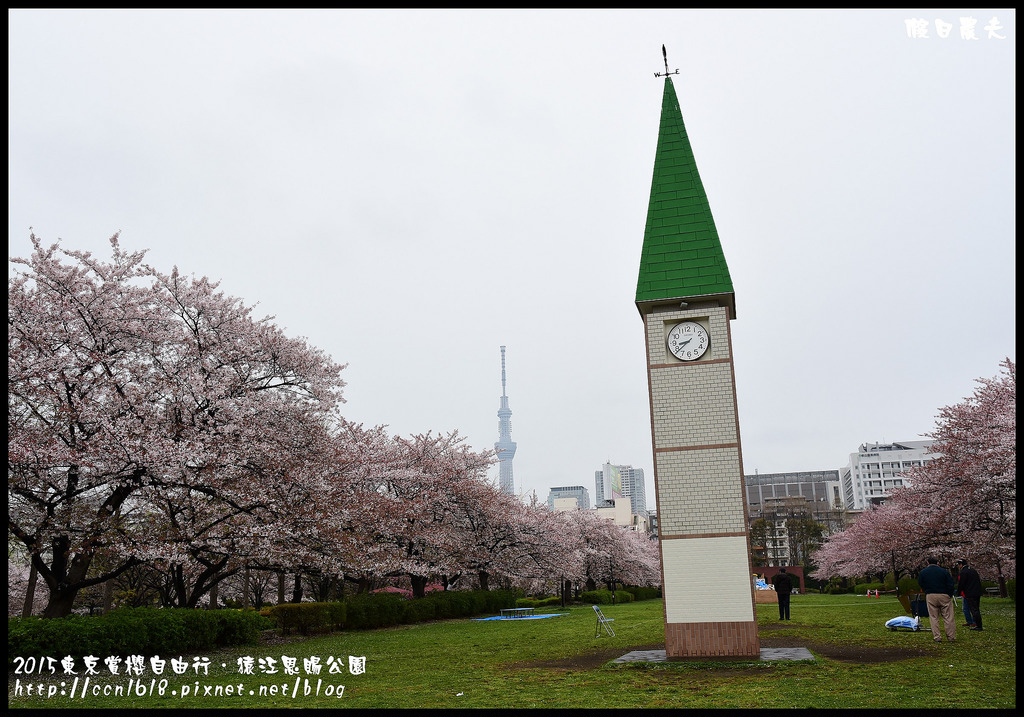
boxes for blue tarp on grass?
[474,613,570,621]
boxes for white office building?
[841,441,937,510]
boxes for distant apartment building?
[546,485,591,512]
[745,470,844,515]
[594,463,647,516]
[841,441,936,510]
[740,442,936,565]
[744,470,850,566]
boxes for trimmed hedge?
[345,592,410,629]
[623,586,661,601]
[342,589,517,630]
[897,576,921,596]
[9,589,523,665]
[268,602,346,635]
[580,589,634,605]
[857,582,886,594]
[8,608,267,667]
[515,596,563,608]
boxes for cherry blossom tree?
[380,431,495,597]
[898,358,1015,590]
[8,559,49,616]
[812,360,1015,592]
[11,234,667,616]
[615,527,662,587]
[8,235,346,616]
[257,419,400,596]
[810,500,930,586]
[454,490,573,592]
[556,508,639,592]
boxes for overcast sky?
[9,9,1016,506]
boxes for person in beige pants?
[917,556,956,643]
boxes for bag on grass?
[885,615,920,631]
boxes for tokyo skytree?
[494,346,517,494]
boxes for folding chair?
[593,604,615,637]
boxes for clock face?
[667,321,709,361]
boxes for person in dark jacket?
[917,557,956,642]
[956,559,983,631]
[771,568,794,620]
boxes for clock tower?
[636,56,759,658]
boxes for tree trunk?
[291,573,303,603]
[208,582,218,610]
[41,589,79,618]
[22,562,38,618]
[478,570,490,591]
[243,565,251,608]
[410,575,428,599]
[102,579,113,614]
[995,558,1008,598]
[278,571,286,605]
[39,538,93,617]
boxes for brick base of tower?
[665,622,760,658]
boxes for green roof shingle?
[636,77,734,309]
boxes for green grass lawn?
[8,594,1015,709]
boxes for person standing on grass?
[959,588,975,627]
[771,567,794,620]
[917,557,956,643]
[955,560,975,627]
[956,559,983,631]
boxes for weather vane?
[654,44,679,78]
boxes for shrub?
[1005,579,1015,602]
[269,603,345,635]
[428,591,475,619]
[7,607,265,667]
[579,589,633,605]
[343,593,407,631]
[220,609,273,642]
[336,590,515,631]
[580,590,611,604]
[623,586,661,601]
[825,584,853,594]
[403,599,436,624]
[897,576,921,595]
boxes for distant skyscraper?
[494,346,517,494]
[595,463,647,515]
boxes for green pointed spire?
[636,77,735,314]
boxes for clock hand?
[677,337,693,346]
